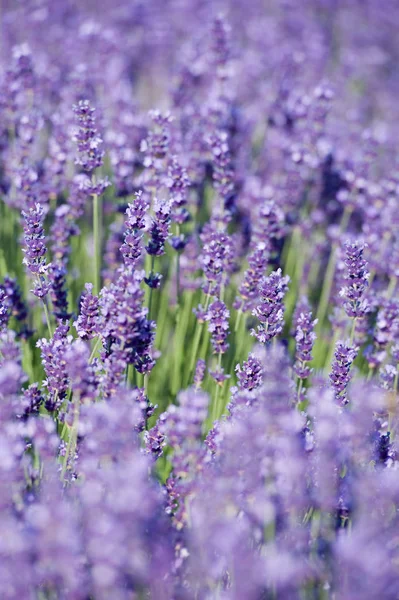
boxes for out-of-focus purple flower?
[166,156,190,224]
[144,424,166,460]
[74,283,100,340]
[206,300,229,354]
[235,353,263,391]
[73,99,104,173]
[207,130,235,202]
[234,243,268,313]
[65,340,98,402]
[146,198,171,256]
[0,287,10,331]
[340,241,369,318]
[48,263,70,321]
[200,218,235,297]
[294,311,317,379]
[251,269,289,344]
[194,359,206,389]
[19,383,44,419]
[365,299,399,369]
[329,340,358,404]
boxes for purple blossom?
[234,243,268,312]
[251,269,290,344]
[329,340,358,404]
[146,198,171,256]
[194,359,207,389]
[294,311,317,379]
[21,203,50,297]
[74,283,100,340]
[340,241,370,318]
[235,353,263,391]
[73,99,104,173]
[206,300,230,354]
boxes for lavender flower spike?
[206,300,230,354]
[294,311,317,379]
[73,99,104,173]
[251,269,289,344]
[74,283,100,340]
[340,241,370,318]
[329,340,358,404]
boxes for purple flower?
[48,263,70,321]
[200,220,235,297]
[36,323,70,411]
[74,283,100,340]
[251,269,290,344]
[21,203,50,297]
[235,353,263,391]
[73,99,104,173]
[234,243,268,313]
[166,156,190,224]
[206,300,230,354]
[65,340,98,402]
[194,359,207,389]
[0,287,11,331]
[340,241,369,318]
[329,340,358,404]
[146,198,171,256]
[294,311,317,379]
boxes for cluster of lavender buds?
[2,2,399,598]
[73,100,104,173]
[251,269,290,344]
[340,241,370,318]
[294,311,317,379]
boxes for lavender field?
[1,1,399,598]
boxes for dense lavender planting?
[1,0,399,598]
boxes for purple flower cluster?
[206,300,230,354]
[329,340,358,404]
[294,311,317,379]
[2,2,399,598]
[251,269,290,344]
[340,241,370,318]
[73,99,104,173]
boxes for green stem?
[42,298,53,338]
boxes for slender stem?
[89,336,102,363]
[42,298,53,338]
[92,190,101,296]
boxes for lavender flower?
[194,359,206,389]
[146,198,171,256]
[329,340,358,404]
[234,243,268,313]
[206,300,230,354]
[340,241,369,318]
[120,190,149,267]
[74,283,100,340]
[21,203,50,297]
[235,353,263,391]
[251,269,289,344]
[48,263,70,321]
[294,311,317,379]
[73,99,104,172]
[166,156,190,224]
